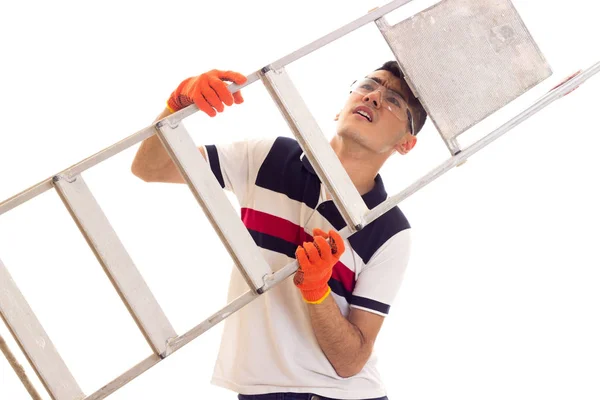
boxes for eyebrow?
[368,76,408,103]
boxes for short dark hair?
[375,60,427,135]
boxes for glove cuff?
[166,101,176,113]
[301,286,331,304]
[166,98,179,113]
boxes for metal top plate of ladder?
[1,0,599,398]
[376,0,553,154]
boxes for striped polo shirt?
[204,136,412,399]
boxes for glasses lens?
[351,78,377,94]
[353,79,406,107]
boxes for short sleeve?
[350,229,412,317]
[202,137,275,204]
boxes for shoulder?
[256,135,306,173]
[208,136,292,169]
[349,206,411,265]
[272,135,301,150]
[263,136,302,160]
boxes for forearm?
[307,295,371,378]
[130,107,174,180]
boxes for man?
[131,60,427,400]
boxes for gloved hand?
[166,69,247,117]
[294,228,345,304]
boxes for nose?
[362,89,382,108]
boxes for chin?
[336,126,361,142]
[337,120,361,138]
[337,129,376,151]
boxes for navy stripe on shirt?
[205,144,225,188]
[329,278,352,304]
[255,137,321,209]
[247,229,297,259]
[351,294,391,315]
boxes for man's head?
[335,60,427,156]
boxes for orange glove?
[166,69,247,117]
[294,228,345,304]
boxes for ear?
[395,136,417,155]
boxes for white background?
[1,0,599,399]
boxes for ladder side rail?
[0,258,85,400]
[84,252,305,399]
[85,291,258,400]
[0,0,420,217]
[0,125,157,217]
[363,61,600,227]
[0,333,43,400]
[84,355,160,400]
[270,0,414,70]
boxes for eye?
[387,97,401,107]
[360,84,375,91]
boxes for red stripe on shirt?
[331,261,356,293]
[241,208,311,246]
[241,207,355,293]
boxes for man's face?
[335,70,415,155]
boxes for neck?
[329,135,388,195]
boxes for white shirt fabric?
[202,136,412,399]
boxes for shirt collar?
[300,153,387,209]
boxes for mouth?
[352,106,373,122]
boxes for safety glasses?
[350,77,414,135]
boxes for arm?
[294,228,385,378]
[130,69,247,183]
[307,295,384,378]
[295,228,411,378]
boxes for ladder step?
[375,0,553,154]
[0,258,85,400]
[52,174,177,356]
[260,66,369,231]
[154,123,273,293]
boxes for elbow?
[335,369,358,379]
[334,364,362,379]
[333,344,373,378]
[333,356,370,379]
[130,163,153,182]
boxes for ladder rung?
[260,67,369,231]
[154,123,273,293]
[0,258,84,400]
[52,174,177,356]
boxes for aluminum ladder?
[1,0,599,398]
